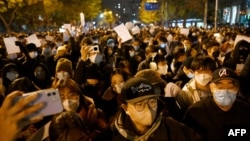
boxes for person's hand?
[117,36,122,48]
[80,45,92,61]
[0,91,45,141]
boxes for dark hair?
[191,56,217,71]
[232,40,250,64]
[172,46,185,60]
[7,77,40,95]
[52,78,88,111]
[2,63,20,87]
[206,40,220,50]
[80,37,93,46]
[110,68,130,82]
[49,111,88,141]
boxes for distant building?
[113,0,141,23]
[219,0,249,26]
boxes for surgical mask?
[63,99,79,112]
[129,50,135,57]
[113,82,124,94]
[126,101,157,127]
[29,51,38,59]
[195,73,212,86]
[187,73,194,79]
[42,47,51,56]
[160,43,166,48]
[6,71,19,81]
[56,71,69,80]
[157,65,168,75]
[213,89,237,106]
[108,43,115,47]
[134,46,139,50]
[149,62,157,70]
[89,54,103,64]
[51,48,57,55]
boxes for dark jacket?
[239,54,250,103]
[184,97,250,141]
[172,65,191,88]
[104,116,203,141]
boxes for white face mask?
[108,43,115,47]
[56,71,69,80]
[29,51,38,59]
[195,73,212,86]
[126,102,157,127]
[149,62,157,70]
[157,65,168,75]
[6,71,19,81]
[187,73,194,79]
[63,99,79,112]
[42,47,51,56]
[113,82,124,94]
[129,50,135,57]
[134,46,139,50]
[89,54,103,64]
[213,89,237,107]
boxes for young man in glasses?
[101,77,203,141]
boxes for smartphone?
[90,45,99,53]
[15,88,63,118]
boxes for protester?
[1,63,21,95]
[172,56,194,88]
[52,78,108,140]
[101,68,130,122]
[29,62,52,89]
[184,67,250,141]
[49,111,89,141]
[182,56,217,105]
[102,77,203,141]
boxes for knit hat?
[56,58,72,75]
[211,67,239,83]
[122,77,161,103]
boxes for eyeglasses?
[134,97,158,112]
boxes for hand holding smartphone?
[15,88,63,119]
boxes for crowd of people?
[0,25,250,141]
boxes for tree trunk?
[203,0,208,29]
[0,7,18,35]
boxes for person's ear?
[209,82,216,94]
[121,104,129,114]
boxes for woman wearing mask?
[1,63,21,95]
[172,56,194,88]
[101,69,130,122]
[206,40,222,68]
[52,78,108,140]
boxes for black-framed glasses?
[134,97,158,112]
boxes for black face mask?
[212,50,220,58]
